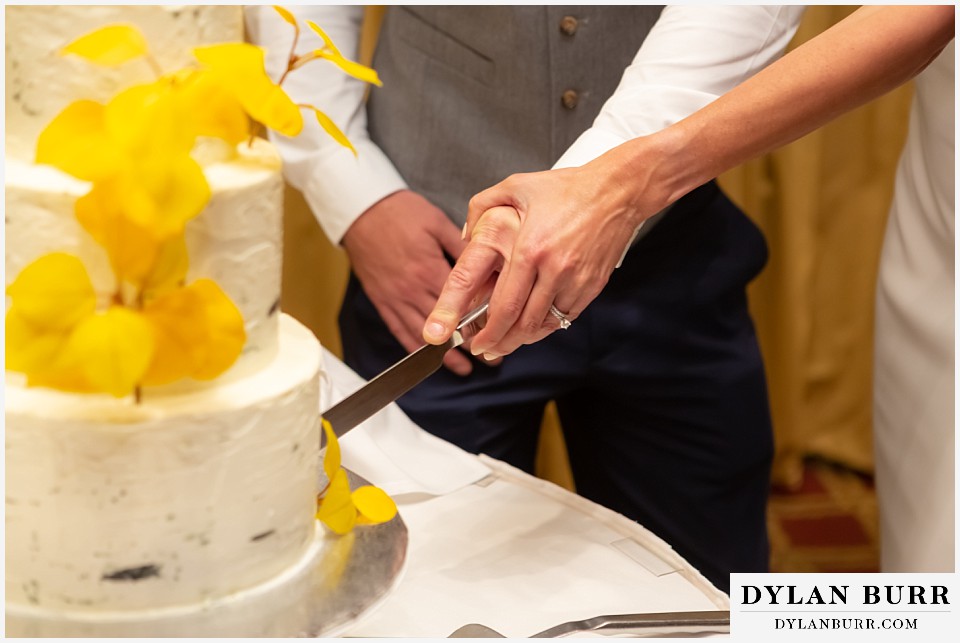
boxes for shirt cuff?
[300,140,409,244]
[552,127,629,170]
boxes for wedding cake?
[4,6,358,636]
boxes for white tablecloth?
[321,349,729,638]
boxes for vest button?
[561,89,579,110]
[559,15,579,36]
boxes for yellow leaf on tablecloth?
[60,24,149,66]
[193,43,303,137]
[322,419,341,481]
[5,253,97,331]
[273,5,298,28]
[353,485,398,525]
[309,107,356,156]
[316,468,357,535]
[67,307,155,397]
[35,100,121,181]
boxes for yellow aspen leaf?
[66,307,155,397]
[126,155,211,235]
[186,279,246,380]
[83,155,208,239]
[316,468,357,535]
[35,100,121,181]
[322,419,341,481]
[314,50,382,86]
[26,365,98,394]
[60,24,149,66]
[140,235,190,296]
[353,485,398,525]
[193,43,303,137]
[105,81,195,158]
[140,278,244,385]
[256,85,304,137]
[273,5,298,28]
[5,310,72,374]
[6,311,98,393]
[309,107,356,156]
[76,186,158,285]
[140,285,207,386]
[174,70,250,144]
[76,181,191,290]
[305,20,341,57]
[6,253,97,331]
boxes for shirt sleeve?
[245,6,407,244]
[554,5,807,169]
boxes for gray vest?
[367,6,664,226]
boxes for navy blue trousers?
[340,182,773,593]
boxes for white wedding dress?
[873,40,955,572]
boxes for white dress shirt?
[245,5,805,244]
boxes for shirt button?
[561,89,579,110]
[559,15,579,36]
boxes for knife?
[322,302,489,440]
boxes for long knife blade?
[322,302,488,439]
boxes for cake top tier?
[5,5,244,162]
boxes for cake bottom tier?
[5,315,322,612]
[5,522,331,637]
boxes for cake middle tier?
[5,314,323,611]
[5,139,285,380]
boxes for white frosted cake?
[5,5,329,636]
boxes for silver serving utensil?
[448,610,730,638]
[322,302,488,440]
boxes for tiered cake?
[5,6,327,636]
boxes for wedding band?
[549,304,572,330]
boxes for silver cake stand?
[5,469,408,637]
[306,468,409,637]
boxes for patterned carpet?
[767,458,880,573]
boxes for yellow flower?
[35,100,123,182]
[316,420,398,534]
[60,24,149,67]
[305,20,382,87]
[307,106,356,157]
[5,253,97,331]
[316,468,358,535]
[5,252,245,396]
[141,279,246,386]
[65,306,155,398]
[5,254,99,392]
[171,68,251,145]
[193,43,303,137]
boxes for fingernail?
[461,221,468,240]
[470,344,485,356]
[482,352,500,361]
[425,321,446,341]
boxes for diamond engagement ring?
[549,304,572,330]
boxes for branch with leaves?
[6,6,381,398]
